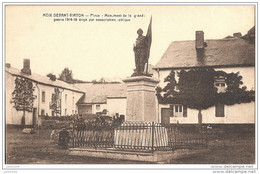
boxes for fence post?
[152,122,154,153]
[112,124,115,149]
[205,125,208,149]
[72,126,74,148]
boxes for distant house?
[5,59,85,126]
[76,83,127,116]
[153,28,255,125]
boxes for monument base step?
[68,147,209,163]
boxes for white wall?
[6,72,34,125]
[37,83,54,116]
[107,98,127,116]
[78,105,92,114]
[204,102,254,124]
[78,103,108,115]
[92,103,107,114]
[6,72,84,125]
[167,102,255,124]
[37,84,83,116]
[60,90,82,116]
[78,99,126,116]
[156,66,255,124]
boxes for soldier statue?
[133,28,148,75]
[133,18,152,76]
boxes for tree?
[46,73,56,81]
[58,68,74,83]
[99,77,106,83]
[11,77,36,127]
[58,68,86,84]
[49,87,61,116]
[156,68,255,124]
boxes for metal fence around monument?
[70,122,208,152]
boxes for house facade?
[5,59,84,126]
[153,28,255,125]
[76,83,127,117]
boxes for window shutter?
[175,105,178,112]
[42,91,45,102]
[179,105,182,112]
[215,104,225,117]
[183,105,187,117]
[41,109,45,116]
[169,105,173,117]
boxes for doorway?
[32,108,37,127]
[161,108,171,124]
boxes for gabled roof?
[77,94,107,104]
[5,66,84,93]
[76,83,127,104]
[155,37,255,69]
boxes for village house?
[75,83,127,117]
[153,27,255,125]
[5,59,85,126]
[5,26,255,127]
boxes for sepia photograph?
[2,2,257,172]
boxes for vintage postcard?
[2,2,257,173]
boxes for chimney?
[5,63,11,68]
[248,26,255,44]
[21,59,31,75]
[233,32,242,38]
[195,31,205,49]
[195,31,205,62]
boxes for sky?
[5,5,255,81]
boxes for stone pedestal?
[123,76,159,122]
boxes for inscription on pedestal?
[123,76,159,122]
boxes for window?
[65,94,67,104]
[215,83,225,87]
[72,97,74,107]
[96,105,101,111]
[41,109,45,116]
[42,91,45,102]
[65,109,67,115]
[215,103,225,117]
[52,111,54,116]
[72,110,74,114]
[214,76,226,93]
[172,104,187,117]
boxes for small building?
[5,59,85,126]
[76,83,127,117]
[153,28,255,125]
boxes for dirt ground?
[5,128,255,164]
[171,132,255,164]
